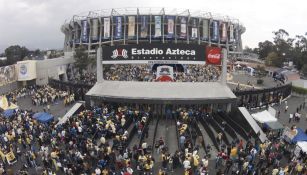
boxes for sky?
[0,0,306,53]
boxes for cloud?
[0,0,306,52]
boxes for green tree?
[301,64,307,76]
[258,40,275,59]
[265,52,284,67]
[5,45,29,65]
[74,46,90,76]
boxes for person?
[289,113,293,123]
[285,105,288,113]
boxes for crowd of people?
[67,72,97,86]
[103,64,221,82]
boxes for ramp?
[238,107,268,143]
[56,102,84,126]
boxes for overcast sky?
[0,0,306,53]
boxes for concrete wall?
[35,56,74,85]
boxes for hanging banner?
[167,16,175,38]
[202,19,209,41]
[211,20,219,42]
[128,16,135,38]
[206,47,222,65]
[74,24,80,43]
[114,16,122,39]
[103,17,110,39]
[140,16,148,38]
[179,17,187,39]
[235,25,239,42]
[191,18,198,40]
[81,20,88,43]
[221,22,227,42]
[229,24,234,43]
[154,16,162,38]
[92,18,99,41]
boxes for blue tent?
[292,128,307,143]
[33,112,54,123]
[3,109,15,118]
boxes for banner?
[179,17,187,39]
[128,16,135,38]
[167,16,175,38]
[103,17,110,39]
[235,25,239,42]
[103,43,206,64]
[74,24,80,43]
[202,19,209,40]
[0,65,17,86]
[206,47,222,65]
[156,66,174,82]
[140,16,148,38]
[229,24,234,43]
[221,22,227,42]
[92,18,99,41]
[114,16,122,39]
[17,60,37,81]
[81,20,88,43]
[191,18,198,40]
[211,20,219,42]
[154,16,162,38]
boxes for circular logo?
[207,48,221,64]
[20,64,27,75]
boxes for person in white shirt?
[183,158,191,169]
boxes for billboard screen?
[102,43,206,64]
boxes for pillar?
[96,47,103,83]
[221,48,227,85]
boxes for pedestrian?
[285,105,288,113]
[289,113,293,123]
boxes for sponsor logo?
[20,64,27,75]
[206,47,221,65]
[111,49,128,59]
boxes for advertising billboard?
[154,16,162,38]
[128,16,136,38]
[91,18,99,41]
[179,17,187,39]
[229,24,234,43]
[190,18,198,40]
[221,22,227,42]
[17,60,37,81]
[140,16,148,38]
[114,16,123,39]
[102,43,206,64]
[0,65,17,86]
[81,20,88,43]
[211,20,219,42]
[103,17,111,39]
[202,19,209,41]
[206,47,222,65]
[167,16,175,38]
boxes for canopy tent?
[292,128,307,143]
[3,109,15,118]
[251,110,277,123]
[0,96,18,110]
[33,112,54,123]
[264,121,284,131]
[297,141,307,153]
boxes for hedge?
[292,86,307,95]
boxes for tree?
[265,52,284,67]
[74,46,90,76]
[258,40,275,59]
[4,45,29,65]
[301,64,307,76]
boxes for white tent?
[294,141,307,157]
[251,110,277,123]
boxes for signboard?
[128,16,136,38]
[202,19,209,41]
[114,16,122,39]
[156,65,174,82]
[191,18,198,40]
[17,60,37,81]
[103,17,111,39]
[81,20,88,43]
[221,22,227,42]
[167,16,175,38]
[229,24,234,43]
[206,47,221,65]
[0,65,17,86]
[91,18,99,41]
[179,17,187,39]
[102,43,206,64]
[154,16,162,38]
[211,20,219,42]
[140,16,148,38]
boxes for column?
[96,47,103,83]
[221,48,227,85]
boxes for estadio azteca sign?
[103,43,206,64]
[206,47,222,65]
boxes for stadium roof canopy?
[86,81,236,104]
